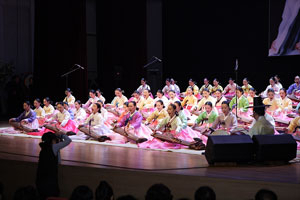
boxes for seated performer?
[286,106,300,134]
[110,88,128,108]
[241,78,253,96]
[139,89,155,118]
[63,88,75,108]
[182,78,200,99]
[136,78,151,95]
[74,100,87,125]
[247,88,257,107]
[43,97,55,118]
[83,89,100,113]
[34,98,45,119]
[154,90,169,107]
[274,75,283,90]
[167,90,180,106]
[63,102,74,120]
[214,89,227,113]
[193,89,216,114]
[261,77,280,98]
[229,86,249,113]
[96,89,106,103]
[170,78,180,95]
[139,104,205,150]
[9,101,39,133]
[222,78,237,99]
[211,101,237,133]
[131,90,144,110]
[211,78,223,95]
[181,86,198,110]
[77,103,112,141]
[192,101,218,129]
[199,78,212,95]
[44,102,78,135]
[287,76,300,95]
[277,88,293,113]
[145,100,168,129]
[263,88,279,113]
[112,101,151,143]
[248,97,274,137]
[162,78,175,97]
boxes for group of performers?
[8,75,300,150]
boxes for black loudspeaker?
[252,134,297,162]
[205,135,254,165]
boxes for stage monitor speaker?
[252,134,297,162]
[205,135,254,165]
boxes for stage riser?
[0,159,299,200]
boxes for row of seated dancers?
[8,76,300,150]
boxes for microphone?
[74,64,84,69]
[234,59,238,71]
[153,56,162,62]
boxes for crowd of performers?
[8,75,300,150]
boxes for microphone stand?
[60,65,82,88]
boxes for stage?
[0,122,300,199]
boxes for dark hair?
[97,100,104,106]
[213,78,219,83]
[155,100,164,108]
[255,189,277,200]
[95,103,102,113]
[215,89,222,93]
[274,75,280,82]
[168,104,178,116]
[189,78,197,84]
[144,88,151,93]
[170,78,176,83]
[117,195,137,200]
[174,101,183,110]
[56,102,64,107]
[270,77,276,83]
[64,102,69,107]
[75,100,82,105]
[165,78,171,83]
[39,132,57,149]
[44,97,53,105]
[96,89,103,95]
[70,185,93,200]
[236,86,244,93]
[194,186,216,200]
[95,181,114,200]
[267,88,275,94]
[65,88,72,93]
[115,88,124,94]
[128,101,137,108]
[205,101,213,107]
[280,88,286,93]
[145,184,173,200]
[221,100,230,108]
[124,101,129,107]
[254,107,265,116]
[13,185,38,200]
[169,90,175,94]
[24,101,31,107]
[34,98,41,104]
[141,78,147,82]
[229,77,234,81]
[249,88,256,92]
[132,90,140,96]
[89,89,96,94]
[157,89,164,95]
[202,88,210,93]
[204,78,209,82]
[243,77,250,83]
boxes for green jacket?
[229,96,249,112]
[195,111,218,124]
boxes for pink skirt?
[224,92,235,100]
[28,120,79,136]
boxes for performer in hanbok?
[43,97,55,118]
[242,78,253,96]
[261,77,280,98]
[9,101,39,133]
[131,90,144,110]
[167,90,180,106]
[136,78,151,95]
[43,102,78,135]
[139,89,155,118]
[112,101,152,143]
[199,78,212,95]
[211,101,238,133]
[277,88,293,113]
[96,89,106,103]
[170,78,180,95]
[263,89,279,113]
[194,89,216,114]
[74,100,87,125]
[211,78,223,95]
[83,89,100,113]
[287,76,300,102]
[222,78,237,99]
[140,104,205,150]
[145,100,168,129]
[34,98,45,119]
[63,102,74,120]
[229,87,249,113]
[153,90,169,107]
[274,75,283,90]
[192,101,218,129]
[247,88,257,107]
[286,106,300,134]
[183,79,200,99]
[162,78,175,96]
[63,88,75,108]
[110,88,128,108]
[181,86,198,111]
[77,103,113,141]
[214,89,227,114]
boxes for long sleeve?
[111,97,117,106]
[229,97,236,109]
[288,117,300,133]
[27,111,37,123]
[230,115,238,132]
[52,134,72,156]
[92,113,104,130]
[146,110,158,123]
[195,112,207,124]
[193,85,199,96]
[15,111,26,122]
[174,117,183,133]
[179,111,187,129]
[156,117,168,130]
[162,86,168,94]
[60,111,70,127]
[211,116,221,129]
[287,84,295,95]
[240,97,249,112]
